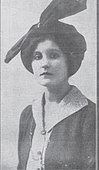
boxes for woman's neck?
[43,82,71,103]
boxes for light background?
[1,0,97,169]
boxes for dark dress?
[17,98,96,170]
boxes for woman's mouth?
[40,72,53,76]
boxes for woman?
[5,0,96,170]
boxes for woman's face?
[32,39,68,88]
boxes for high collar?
[32,86,88,132]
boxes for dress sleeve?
[82,100,96,170]
[17,105,36,170]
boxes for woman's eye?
[50,52,60,59]
[33,52,42,60]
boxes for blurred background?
[1,0,97,169]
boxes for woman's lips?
[40,72,53,76]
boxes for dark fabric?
[17,105,36,170]
[17,100,96,170]
[5,0,87,64]
[40,0,87,25]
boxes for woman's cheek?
[32,63,39,75]
[51,60,61,68]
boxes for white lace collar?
[32,86,88,132]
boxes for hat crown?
[5,0,87,70]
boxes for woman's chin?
[37,79,54,87]
[39,81,52,87]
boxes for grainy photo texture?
[1,0,97,170]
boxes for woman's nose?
[41,55,50,69]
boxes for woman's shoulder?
[19,105,34,127]
[78,99,96,135]
[19,105,36,137]
[85,99,96,118]
[76,99,96,124]
[87,99,96,109]
[20,105,32,118]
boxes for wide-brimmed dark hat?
[5,0,87,76]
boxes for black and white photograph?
[1,0,97,169]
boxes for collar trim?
[32,86,88,132]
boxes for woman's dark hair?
[21,32,86,77]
